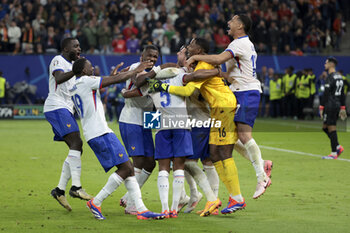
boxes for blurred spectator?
[8,21,21,54]
[126,33,140,53]
[269,73,282,118]
[168,8,178,25]
[0,0,347,55]
[214,28,230,53]
[112,33,126,54]
[98,19,112,54]
[0,21,9,52]
[122,19,138,41]
[22,22,34,54]
[152,21,165,47]
[130,1,149,27]
[83,20,98,54]
[44,26,59,53]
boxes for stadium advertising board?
[0,105,45,119]
[13,105,45,119]
[0,106,13,119]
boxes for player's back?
[44,55,75,113]
[325,72,344,106]
[146,70,189,130]
[70,75,112,142]
[119,62,154,126]
[191,61,236,109]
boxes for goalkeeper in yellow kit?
[149,38,246,215]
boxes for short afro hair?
[72,58,87,76]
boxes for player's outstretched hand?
[339,108,347,121]
[135,61,153,73]
[110,62,124,75]
[148,79,169,93]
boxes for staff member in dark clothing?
[320,57,347,159]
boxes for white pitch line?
[259,145,350,163]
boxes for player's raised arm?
[182,68,220,83]
[186,51,232,67]
[134,63,178,88]
[101,61,153,88]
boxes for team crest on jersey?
[119,153,123,158]
[131,146,135,151]
[66,124,71,128]
[143,110,161,129]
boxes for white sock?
[171,169,185,212]
[125,167,152,207]
[124,167,141,207]
[124,176,147,212]
[245,139,266,182]
[157,170,169,212]
[185,162,216,202]
[137,168,151,188]
[184,170,198,200]
[57,158,71,191]
[203,165,219,197]
[235,140,250,161]
[67,150,82,187]
[94,172,123,207]
[231,194,244,203]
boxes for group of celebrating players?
[43,14,276,221]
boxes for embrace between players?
[44,14,273,221]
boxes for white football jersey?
[141,70,189,130]
[69,75,113,142]
[44,55,75,113]
[119,62,154,126]
[225,36,262,92]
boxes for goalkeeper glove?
[148,79,169,93]
[339,106,347,121]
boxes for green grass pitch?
[1,119,349,233]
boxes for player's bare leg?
[236,123,271,199]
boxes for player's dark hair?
[194,37,210,54]
[143,44,159,53]
[327,56,338,66]
[238,14,252,34]
[72,58,87,76]
[61,37,76,51]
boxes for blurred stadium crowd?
[0,0,348,55]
